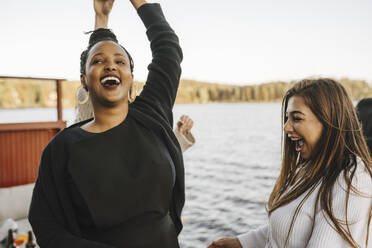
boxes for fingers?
[207,244,218,248]
[177,115,186,132]
[177,119,183,129]
[207,241,224,248]
[207,238,242,248]
[207,239,225,248]
[178,115,194,135]
[212,239,226,247]
[184,117,193,131]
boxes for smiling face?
[81,40,133,107]
[284,95,324,160]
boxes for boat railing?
[0,76,66,187]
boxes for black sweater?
[28,3,184,248]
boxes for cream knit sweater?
[238,159,372,248]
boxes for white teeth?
[298,139,304,147]
[101,76,120,84]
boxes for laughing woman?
[209,79,372,248]
[28,0,184,247]
[74,0,194,153]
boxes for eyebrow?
[91,52,104,57]
[91,52,126,58]
[286,110,305,116]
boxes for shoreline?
[0,78,371,108]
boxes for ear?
[129,74,134,86]
[80,74,88,90]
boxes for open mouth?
[289,136,305,152]
[100,76,121,87]
[295,139,304,152]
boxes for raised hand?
[207,237,243,248]
[94,0,114,17]
[94,0,114,29]
[177,115,194,135]
[129,0,147,10]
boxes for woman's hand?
[177,115,194,135]
[129,0,147,10]
[94,0,114,17]
[207,237,243,248]
[94,0,114,29]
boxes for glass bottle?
[25,231,36,248]
[6,229,16,248]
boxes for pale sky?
[1,0,371,85]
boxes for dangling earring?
[77,86,90,105]
[128,84,136,103]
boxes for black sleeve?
[28,145,115,248]
[134,3,183,123]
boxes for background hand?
[94,0,114,17]
[177,115,194,135]
[207,237,242,248]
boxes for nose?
[283,118,293,134]
[104,61,117,72]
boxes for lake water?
[0,103,283,248]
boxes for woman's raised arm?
[94,0,114,29]
[131,2,183,126]
[130,0,147,10]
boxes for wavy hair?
[267,78,372,247]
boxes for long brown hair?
[267,78,372,247]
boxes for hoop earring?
[77,86,90,105]
[128,84,136,103]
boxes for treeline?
[0,77,371,108]
[176,80,288,103]
[0,78,80,108]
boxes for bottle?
[25,231,36,248]
[6,229,16,248]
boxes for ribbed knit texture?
[238,159,372,248]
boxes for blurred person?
[356,98,372,154]
[174,115,195,152]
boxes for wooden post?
[56,79,63,121]
[0,76,67,187]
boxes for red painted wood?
[0,124,65,187]
[0,76,66,188]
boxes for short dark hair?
[80,28,134,75]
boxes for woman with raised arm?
[75,0,194,152]
[28,0,184,247]
[208,79,372,248]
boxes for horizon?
[1,74,371,88]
